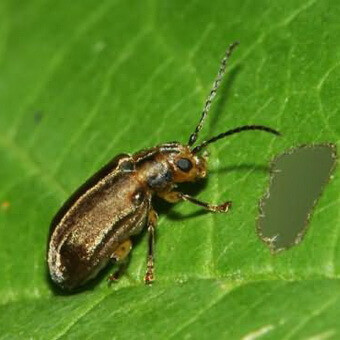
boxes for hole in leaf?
[258,144,337,253]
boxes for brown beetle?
[47,42,280,290]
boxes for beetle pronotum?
[48,42,280,290]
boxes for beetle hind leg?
[107,239,132,283]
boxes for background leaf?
[0,0,339,338]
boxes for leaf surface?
[0,0,339,338]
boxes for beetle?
[47,42,280,290]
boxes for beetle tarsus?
[107,272,119,285]
[216,201,232,213]
[144,256,154,285]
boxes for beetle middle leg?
[107,239,132,283]
[144,209,158,285]
[158,191,232,213]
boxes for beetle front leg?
[158,191,231,213]
[144,209,158,285]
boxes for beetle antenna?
[192,125,281,153]
[188,41,240,147]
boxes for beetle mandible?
[48,42,280,290]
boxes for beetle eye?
[176,158,193,172]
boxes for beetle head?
[166,144,208,183]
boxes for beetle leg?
[111,239,132,261]
[159,191,232,213]
[144,209,158,285]
[107,239,132,283]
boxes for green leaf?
[0,0,339,338]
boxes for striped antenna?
[188,41,240,146]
